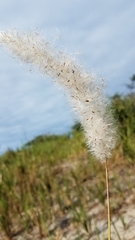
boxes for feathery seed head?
[0,30,117,162]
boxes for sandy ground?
[2,198,133,240]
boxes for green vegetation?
[1,82,135,239]
[111,93,135,160]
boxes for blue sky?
[0,0,135,153]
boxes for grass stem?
[105,158,111,240]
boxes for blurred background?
[0,0,135,153]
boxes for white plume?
[0,30,117,162]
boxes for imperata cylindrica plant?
[0,30,116,162]
[0,30,117,239]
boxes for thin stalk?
[105,158,111,240]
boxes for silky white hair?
[0,30,117,162]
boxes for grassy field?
[0,94,135,239]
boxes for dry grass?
[0,128,135,239]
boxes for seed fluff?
[0,30,117,162]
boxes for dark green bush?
[111,93,135,159]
